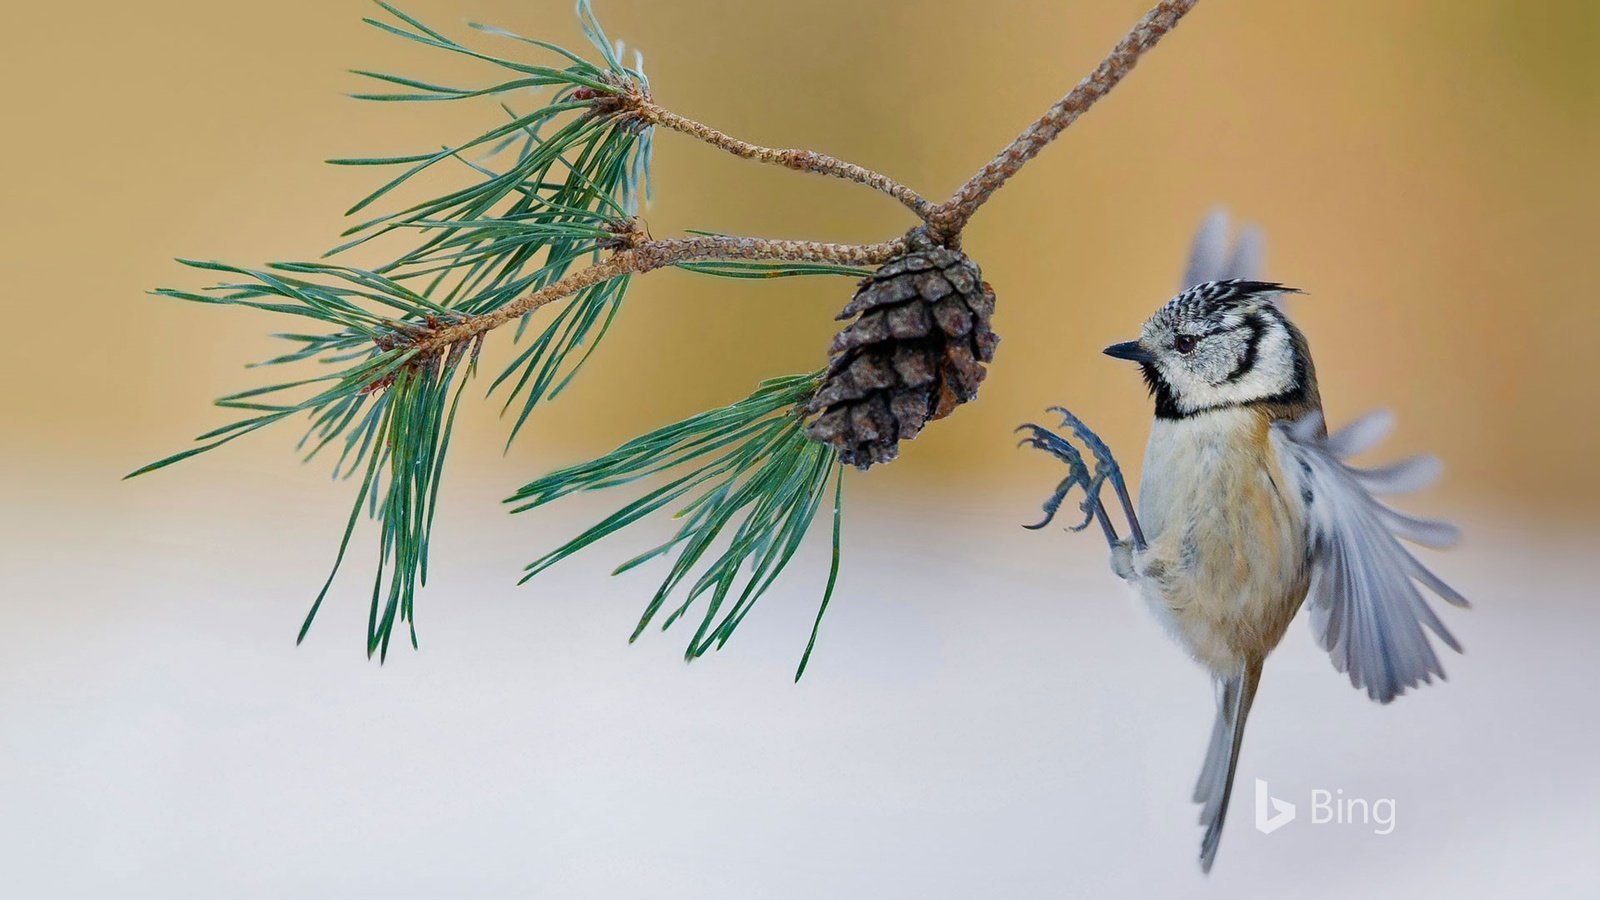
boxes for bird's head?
[1103,280,1307,419]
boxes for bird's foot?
[1017,406,1146,550]
[1016,412,1112,533]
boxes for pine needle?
[507,373,847,672]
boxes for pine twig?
[415,234,908,353]
[631,96,933,217]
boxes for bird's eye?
[1173,334,1198,354]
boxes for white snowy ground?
[3,466,1595,899]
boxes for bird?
[1018,209,1468,873]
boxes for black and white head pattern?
[1136,280,1306,419]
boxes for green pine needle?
[507,373,846,673]
[489,274,630,448]
[671,230,867,282]
[138,0,653,656]
[675,260,871,280]
[796,465,844,681]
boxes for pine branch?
[393,0,1201,355]
[412,234,908,354]
[136,0,1206,669]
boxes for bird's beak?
[1103,340,1153,363]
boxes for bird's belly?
[1134,413,1310,674]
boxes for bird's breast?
[1134,407,1311,670]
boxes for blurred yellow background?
[2,0,1595,511]
[2,3,1598,897]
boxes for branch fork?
[401,0,1200,362]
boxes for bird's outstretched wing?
[1181,207,1264,289]
[1272,411,1469,703]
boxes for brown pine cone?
[803,247,998,469]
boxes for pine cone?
[804,247,998,469]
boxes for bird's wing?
[1272,410,1469,703]
[1182,207,1265,288]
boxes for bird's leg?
[1016,421,1120,548]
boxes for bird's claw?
[1016,418,1109,532]
[1046,406,1127,487]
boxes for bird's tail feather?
[1195,659,1263,874]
